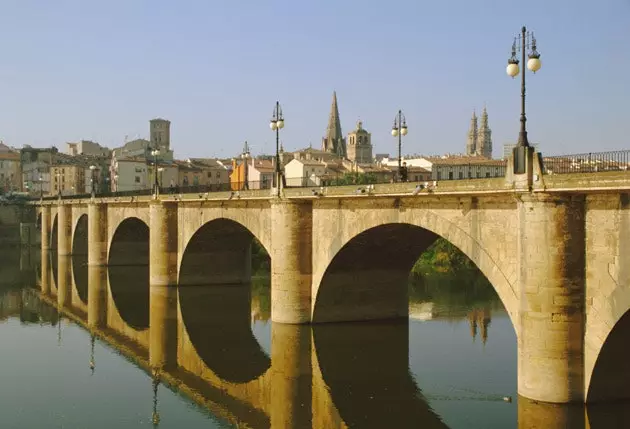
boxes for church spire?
[322,91,346,158]
[466,110,478,156]
[476,106,493,158]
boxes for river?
[0,247,628,428]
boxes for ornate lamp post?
[151,149,160,197]
[269,101,285,189]
[506,26,541,173]
[391,110,408,181]
[241,142,250,190]
[89,165,97,197]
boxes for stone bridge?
[35,154,630,405]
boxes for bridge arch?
[71,214,88,304]
[178,218,271,383]
[107,217,150,330]
[312,209,518,330]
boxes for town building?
[176,158,229,190]
[430,156,507,180]
[66,140,111,157]
[346,120,373,164]
[0,143,22,193]
[20,146,58,196]
[112,158,150,192]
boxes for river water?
[0,248,628,428]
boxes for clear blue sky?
[0,0,628,159]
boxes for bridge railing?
[543,150,630,175]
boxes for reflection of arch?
[50,213,58,251]
[72,255,88,304]
[179,285,271,383]
[108,217,149,330]
[313,221,516,328]
[71,214,88,303]
[313,320,448,428]
[179,218,270,383]
[587,310,630,402]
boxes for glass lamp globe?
[276,119,284,129]
[270,121,277,131]
[527,57,541,73]
[391,128,399,137]
[401,126,408,136]
[506,62,519,78]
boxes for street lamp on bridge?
[269,101,285,191]
[89,165,97,198]
[391,110,408,181]
[506,26,542,174]
[151,148,161,197]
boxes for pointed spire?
[322,91,346,157]
[479,106,489,129]
[466,110,478,156]
[242,140,250,156]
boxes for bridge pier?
[88,203,108,266]
[41,205,51,251]
[87,265,108,329]
[57,204,71,256]
[518,194,586,403]
[270,323,312,428]
[149,202,179,370]
[271,200,313,324]
[57,255,72,309]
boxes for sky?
[0,0,628,160]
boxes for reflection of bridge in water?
[13,248,623,428]
[38,252,450,428]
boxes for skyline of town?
[0,1,627,159]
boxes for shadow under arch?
[178,218,271,383]
[313,320,449,429]
[50,213,58,251]
[587,309,630,402]
[313,223,439,322]
[313,222,515,327]
[71,214,88,303]
[107,217,149,330]
[36,212,41,231]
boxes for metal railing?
[543,150,630,175]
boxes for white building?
[284,159,328,187]
[112,158,150,192]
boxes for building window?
[207,172,211,178]
[135,176,140,183]
[485,172,490,178]
[437,172,441,180]
[448,171,453,180]
[458,171,463,179]
[193,176,199,185]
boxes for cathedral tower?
[466,111,478,156]
[321,91,346,158]
[347,120,373,164]
[150,118,171,152]
[476,107,493,158]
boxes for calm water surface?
[0,248,628,428]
